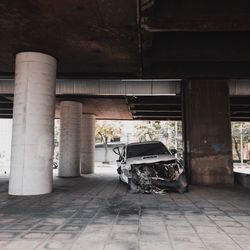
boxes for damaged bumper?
[129,160,188,193]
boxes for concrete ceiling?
[55,96,132,120]
[1,1,250,78]
[0,0,138,78]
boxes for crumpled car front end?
[128,159,188,194]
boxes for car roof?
[127,141,162,147]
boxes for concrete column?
[184,80,234,185]
[9,52,57,195]
[81,114,96,174]
[59,101,82,177]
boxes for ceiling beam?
[0,103,13,109]
[147,32,250,63]
[127,96,181,105]
[0,110,13,115]
[230,96,250,106]
[142,0,250,32]
[132,111,181,116]
[130,105,181,112]
[230,106,250,112]
[133,116,182,121]
[143,62,250,79]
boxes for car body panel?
[114,141,188,193]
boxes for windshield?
[126,142,170,158]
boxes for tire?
[128,178,139,193]
[117,166,122,175]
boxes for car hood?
[126,154,176,165]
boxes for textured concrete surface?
[185,80,234,185]
[59,101,82,177]
[0,167,250,249]
[81,114,96,174]
[9,52,57,195]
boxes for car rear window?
[127,143,170,158]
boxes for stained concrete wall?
[95,142,125,162]
[185,80,234,185]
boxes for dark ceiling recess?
[0,94,250,121]
[127,95,250,121]
[1,0,250,78]
[140,0,250,78]
[230,96,250,121]
[0,96,13,119]
[127,96,182,120]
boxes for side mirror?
[113,146,121,156]
[170,149,177,155]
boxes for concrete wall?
[95,143,125,163]
[185,80,234,185]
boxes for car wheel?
[117,166,122,175]
[128,178,139,193]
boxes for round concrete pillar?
[59,101,82,177]
[81,114,96,174]
[9,52,57,195]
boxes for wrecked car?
[113,141,188,194]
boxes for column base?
[58,175,81,178]
[191,175,234,185]
[82,171,94,174]
[190,155,234,185]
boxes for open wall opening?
[0,119,12,176]
[94,120,183,166]
[0,119,61,177]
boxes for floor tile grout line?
[185,189,245,250]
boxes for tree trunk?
[103,137,109,164]
[233,136,241,161]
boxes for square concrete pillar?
[184,80,234,185]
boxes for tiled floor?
[0,166,250,249]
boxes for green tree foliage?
[135,121,161,142]
[231,122,250,160]
[135,121,183,153]
[95,121,122,143]
[54,119,60,160]
[54,119,60,147]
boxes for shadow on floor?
[0,167,249,249]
